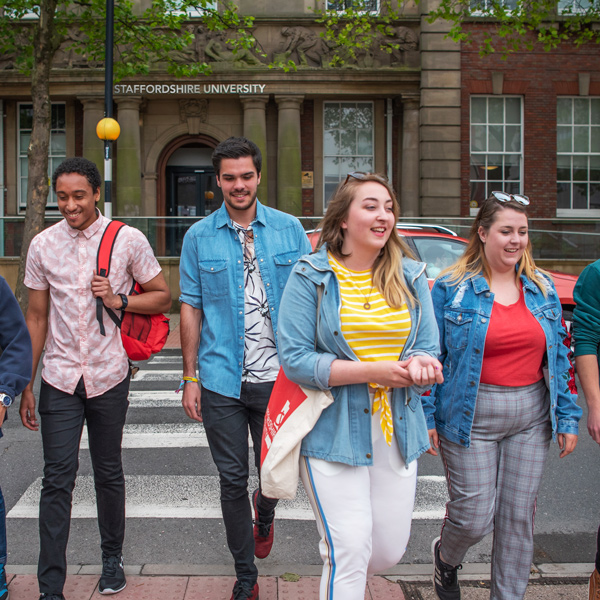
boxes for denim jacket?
[179,201,312,399]
[421,270,581,447]
[277,245,440,466]
[0,275,32,437]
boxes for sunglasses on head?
[490,191,530,206]
[343,171,389,186]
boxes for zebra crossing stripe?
[7,475,448,520]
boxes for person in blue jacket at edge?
[0,275,33,600]
[277,171,443,600]
[422,191,581,600]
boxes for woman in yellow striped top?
[278,172,444,599]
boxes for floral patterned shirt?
[24,213,162,397]
[232,221,279,383]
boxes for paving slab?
[90,575,188,600]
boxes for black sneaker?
[432,537,462,600]
[98,554,126,595]
[39,595,65,600]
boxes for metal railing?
[1,216,599,261]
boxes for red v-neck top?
[480,291,546,386]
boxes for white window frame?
[327,0,380,14]
[18,102,67,212]
[323,101,375,208]
[469,95,524,216]
[468,0,517,15]
[558,0,594,14]
[169,0,217,18]
[556,96,600,217]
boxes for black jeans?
[38,376,130,595]
[596,524,600,572]
[201,382,278,587]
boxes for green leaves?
[427,0,600,56]
[312,0,404,67]
[0,0,260,79]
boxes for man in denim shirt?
[179,137,311,600]
[0,276,32,600]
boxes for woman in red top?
[425,192,580,600]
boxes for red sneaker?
[231,581,259,599]
[252,489,275,559]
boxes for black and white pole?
[96,0,119,219]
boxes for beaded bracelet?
[176,376,199,393]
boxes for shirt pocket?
[199,259,229,299]
[444,310,473,350]
[273,250,301,289]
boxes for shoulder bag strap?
[96,221,126,336]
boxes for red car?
[307,223,577,324]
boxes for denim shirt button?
[470,381,476,386]
[366,453,372,459]
[475,348,481,354]
[364,408,369,414]
[481,318,487,323]
[334,331,339,336]
[485,292,491,298]
[465,410,471,417]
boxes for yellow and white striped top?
[329,253,412,445]
[329,253,411,362]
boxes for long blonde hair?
[443,195,548,293]
[317,173,417,308]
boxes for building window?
[323,102,374,207]
[556,97,600,214]
[327,0,379,12]
[170,0,217,17]
[18,103,66,210]
[470,96,523,211]
[558,0,593,13]
[469,0,516,12]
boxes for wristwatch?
[0,394,12,408]
[119,293,128,310]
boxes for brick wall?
[461,25,600,217]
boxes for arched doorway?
[157,134,222,256]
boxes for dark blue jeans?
[0,419,6,566]
[0,483,6,567]
[201,382,278,587]
[37,375,130,595]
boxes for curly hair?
[52,157,102,195]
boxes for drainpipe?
[386,98,393,182]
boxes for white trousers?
[300,416,418,600]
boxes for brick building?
[0,0,598,265]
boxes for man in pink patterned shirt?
[20,158,171,600]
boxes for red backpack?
[96,220,170,361]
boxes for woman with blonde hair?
[424,192,581,600]
[277,172,443,599]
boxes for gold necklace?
[360,279,374,310]
[339,255,374,309]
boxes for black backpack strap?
[96,221,126,336]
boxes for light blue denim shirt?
[277,245,441,466]
[179,201,312,399]
[421,270,582,447]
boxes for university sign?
[114,83,267,95]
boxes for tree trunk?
[15,0,59,312]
